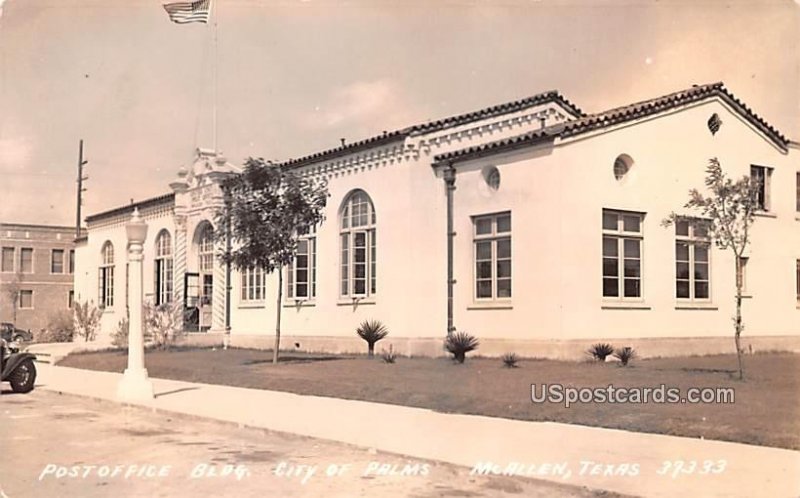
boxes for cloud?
[297,79,422,133]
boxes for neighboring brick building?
[0,223,84,333]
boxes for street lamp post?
[117,208,155,401]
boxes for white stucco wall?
[451,97,798,342]
[75,205,175,341]
[73,93,800,353]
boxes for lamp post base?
[117,368,155,402]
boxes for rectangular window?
[69,249,75,274]
[796,172,800,212]
[796,260,800,303]
[1,247,14,272]
[241,267,265,302]
[288,235,316,299]
[738,257,749,294]
[602,210,644,299]
[751,165,772,211]
[473,212,512,300]
[68,290,74,309]
[19,290,33,309]
[51,249,64,274]
[675,219,710,301]
[20,248,33,273]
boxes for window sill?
[238,302,266,309]
[337,298,376,306]
[601,303,651,310]
[283,300,316,308]
[675,303,718,310]
[467,302,513,310]
[101,308,114,314]
[754,211,777,219]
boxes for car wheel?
[9,359,36,393]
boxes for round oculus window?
[613,154,634,181]
[485,166,500,190]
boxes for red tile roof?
[434,82,790,165]
[280,90,583,169]
[85,193,175,224]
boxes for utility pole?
[76,140,88,239]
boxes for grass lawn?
[59,348,800,450]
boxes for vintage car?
[0,322,33,343]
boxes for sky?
[0,0,798,226]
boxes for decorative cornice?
[280,90,582,171]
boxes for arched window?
[197,224,214,305]
[154,230,173,305]
[198,224,214,272]
[99,241,114,308]
[340,190,376,297]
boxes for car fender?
[2,353,36,379]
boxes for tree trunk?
[368,342,374,357]
[273,268,283,364]
[734,257,745,380]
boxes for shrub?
[36,311,75,343]
[73,301,102,342]
[613,346,637,366]
[381,344,396,364]
[587,343,615,362]
[145,301,185,350]
[502,353,519,368]
[445,331,479,364]
[111,318,129,349]
[356,319,389,357]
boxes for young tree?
[663,158,759,380]
[144,301,184,350]
[215,158,328,364]
[73,300,103,342]
[3,271,22,323]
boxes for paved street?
[0,390,608,498]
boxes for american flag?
[163,0,211,24]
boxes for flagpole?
[212,0,218,155]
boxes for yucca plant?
[587,343,615,362]
[356,319,389,357]
[502,353,519,368]
[381,344,396,364]
[613,346,637,366]
[445,331,479,364]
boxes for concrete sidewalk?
[32,364,800,498]
[24,341,113,364]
